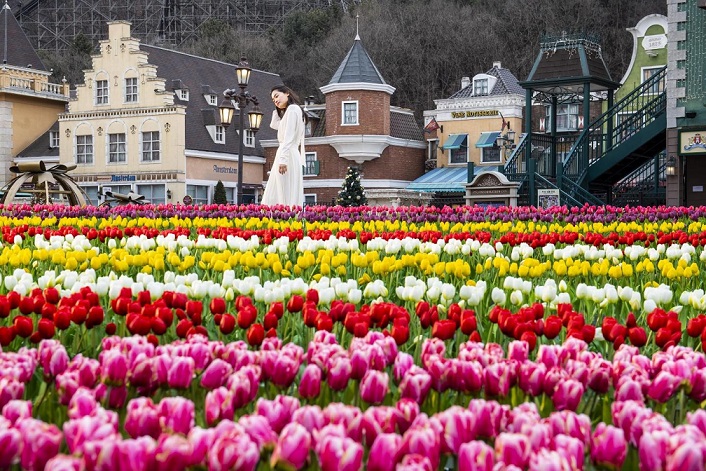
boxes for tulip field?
[2,203,706,470]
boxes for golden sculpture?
[0,161,90,206]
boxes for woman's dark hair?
[271,84,307,123]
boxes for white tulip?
[510,290,523,306]
[643,299,657,314]
[348,289,362,304]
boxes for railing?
[612,151,666,206]
[9,77,33,90]
[563,66,667,185]
[41,82,65,95]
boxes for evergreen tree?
[213,180,228,204]
[337,166,367,206]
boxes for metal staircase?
[504,66,667,207]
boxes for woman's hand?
[279,164,288,174]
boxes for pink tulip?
[188,427,216,465]
[350,348,371,380]
[322,403,364,442]
[398,425,441,470]
[687,409,706,437]
[158,397,195,435]
[552,434,584,471]
[125,397,162,438]
[327,356,352,391]
[167,356,195,389]
[55,372,79,406]
[537,345,560,369]
[200,359,232,390]
[360,370,389,405]
[256,396,295,434]
[495,433,531,469]
[393,352,415,383]
[270,423,311,470]
[115,436,157,471]
[153,433,193,471]
[2,400,31,425]
[67,387,98,419]
[238,414,278,450]
[268,353,302,389]
[100,349,128,386]
[0,378,24,410]
[453,360,483,394]
[299,364,322,400]
[368,433,402,471]
[396,454,433,471]
[208,431,260,471]
[204,387,234,426]
[44,454,82,471]
[508,340,529,362]
[38,341,69,379]
[468,399,508,440]
[293,405,325,434]
[484,362,513,397]
[95,383,128,409]
[458,440,494,471]
[16,418,63,471]
[638,430,669,471]
[547,410,592,446]
[590,423,627,470]
[587,361,611,394]
[398,368,432,404]
[439,406,476,454]
[395,398,420,434]
[186,339,211,371]
[552,379,584,411]
[317,435,364,471]
[529,449,572,471]
[615,378,645,403]
[688,368,706,402]
[63,415,119,454]
[665,441,705,471]
[647,371,681,403]
[0,428,23,468]
[518,362,546,397]
[228,371,254,411]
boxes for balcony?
[304,160,320,176]
[0,68,70,100]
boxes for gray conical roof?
[0,2,46,70]
[328,37,386,85]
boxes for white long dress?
[261,105,305,207]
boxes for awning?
[406,166,504,193]
[475,131,501,148]
[441,134,467,150]
[406,167,467,192]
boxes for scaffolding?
[15,0,347,51]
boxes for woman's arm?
[276,105,302,165]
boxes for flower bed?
[0,203,705,470]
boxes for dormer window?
[215,125,225,144]
[473,78,489,96]
[244,129,254,147]
[206,94,218,106]
[177,89,189,101]
[49,131,59,148]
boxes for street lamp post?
[218,57,264,205]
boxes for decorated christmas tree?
[337,166,367,206]
[213,180,228,204]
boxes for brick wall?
[325,90,390,135]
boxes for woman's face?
[271,90,290,110]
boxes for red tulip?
[246,323,265,347]
[209,297,226,315]
[431,319,456,341]
[219,313,235,334]
[286,295,304,313]
[13,316,33,338]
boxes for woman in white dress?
[261,85,305,207]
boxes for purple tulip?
[590,423,627,469]
[299,364,322,400]
[458,440,494,471]
[199,358,232,390]
[270,423,311,470]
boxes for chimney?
[305,95,316,105]
[493,61,502,69]
[461,76,471,89]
